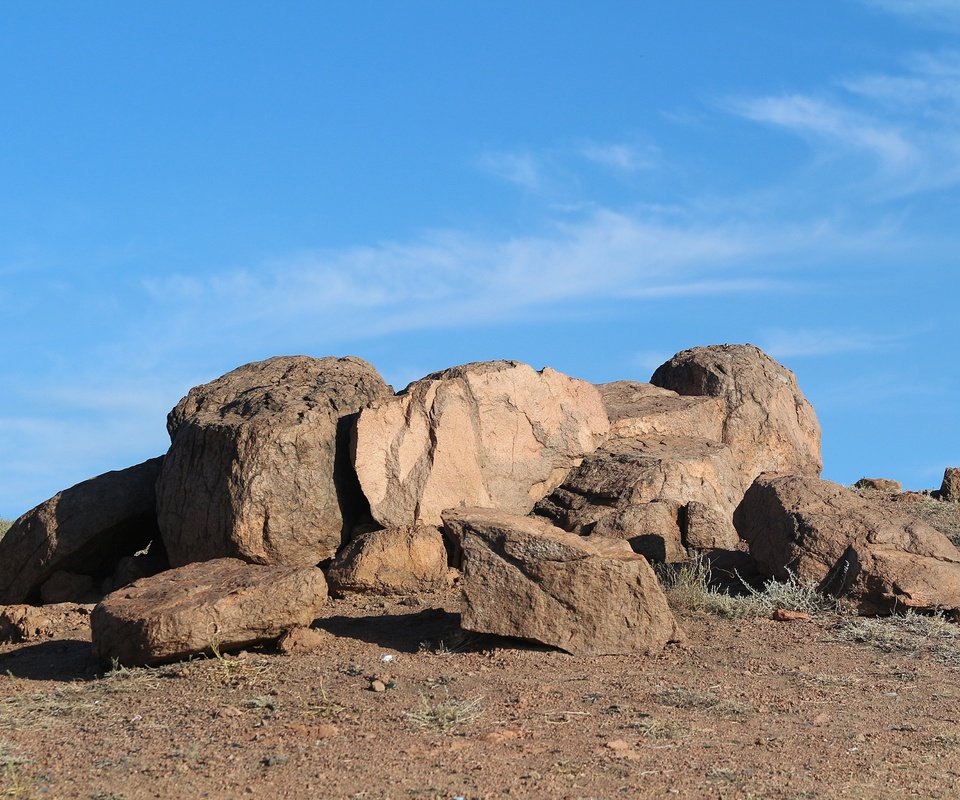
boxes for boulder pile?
[2,343,959,665]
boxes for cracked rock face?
[735,474,960,614]
[443,507,683,655]
[651,344,822,485]
[534,435,742,560]
[0,458,164,605]
[91,558,328,666]
[353,361,609,529]
[596,381,725,442]
[157,356,391,567]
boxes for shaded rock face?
[327,526,450,596]
[651,345,822,484]
[157,356,391,567]
[941,468,960,502]
[0,458,164,604]
[735,474,960,614]
[596,381,724,441]
[442,508,682,656]
[534,435,741,560]
[353,361,609,529]
[91,558,328,666]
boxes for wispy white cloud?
[760,327,909,359]
[579,141,659,173]
[861,0,960,29]
[477,150,544,191]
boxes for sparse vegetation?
[832,610,960,667]
[0,520,11,541]
[405,694,483,732]
[657,555,839,619]
[652,687,751,717]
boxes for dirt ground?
[3,584,960,800]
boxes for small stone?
[314,724,339,739]
[370,679,386,693]
[277,627,328,655]
[481,729,522,744]
[771,608,811,622]
[606,739,631,751]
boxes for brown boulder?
[534,435,742,559]
[940,468,960,502]
[91,558,328,666]
[596,381,724,441]
[353,361,609,529]
[734,474,960,613]
[442,507,682,655]
[327,526,450,595]
[855,477,903,493]
[0,602,93,644]
[157,356,391,567]
[651,345,822,483]
[0,458,164,604]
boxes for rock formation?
[327,526,450,595]
[443,507,683,655]
[91,558,328,666]
[735,474,960,613]
[157,356,391,567]
[353,361,609,528]
[0,457,164,604]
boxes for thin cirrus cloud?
[759,327,909,359]
[860,0,960,28]
[726,51,960,196]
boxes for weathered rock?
[0,458,164,604]
[534,435,742,559]
[327,526,450,595]
[651,345,822,483]
[39,571,100,605]
[597,381,724,441]
[157,356,391,567]
[354,361,609,528]
[0,603,93,644]
[277,626,330,654]
[940,468,960,502]
[735,474,960,613]
[855,477,903,493]
[91,558,328,666]
[442,508,682,655]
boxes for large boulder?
[91,558,328,666]
[157,356,391,567]
[0,458,164,604]
[353,361,609,529]
[651,345,822,484]
[597,381,724,441]
[940,468,960,502]
[735,474,960,614]
[327,526,450,596]
[534,435,742,560]
[442,507,682,655]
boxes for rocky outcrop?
[534,435,742,560]
[327,526,450,595]
[91,558,328,666]
[443,507,682,655]
[651,345,822,484]
[855,478,903,493]
[157,356,391,567]
[353,361,609,529]
[940,468,960,502]
[0,458,164,604]
[597,381,724,441]
[735,474,960,614]
[0,603,93,644]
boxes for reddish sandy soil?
[3,585,960,800]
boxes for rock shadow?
[0,639,99,682]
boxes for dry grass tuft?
[0,520,12,542]
[406,694,483,732]
[832,610,960,667]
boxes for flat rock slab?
[735,474,960,614]
[157,355,391,566]
[354,361,609,528]
[443,507,682,656]
[0,457,163,604]
[534,435,742,559]
[596,381,724,442]
[327,526,450,596]
[91,558,328,666]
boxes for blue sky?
[2,1,958,518]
